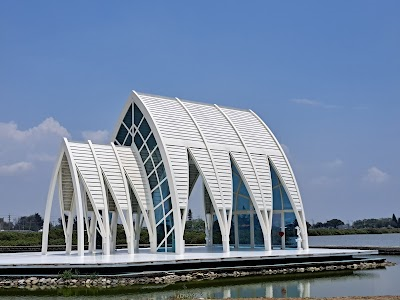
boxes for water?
[0,234,399,299]
[309,233,400,247]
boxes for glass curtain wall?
[114,104,175,252]
[270,164,297,249]
[212,162,263,248]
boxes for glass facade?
[270,165,297,248]
[114,104,175,252]
[213,162,263,247]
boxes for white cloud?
[0,117,70,142]
[27,153,57,162]
[291,98,341,109]
[324,158,344,168]
[363,167,389,184]
[82,130,109,144]
[0,161,33,176]
[310,175,341,187]
[0,118,70,172]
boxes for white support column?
[205,213,212,246]
[89,212,97,253]
[65,208,75,254]
[88,141,111,255]
[134,213,142,252]
[110,211,118,252]
[41,148,64,255]
[110,143,135,254]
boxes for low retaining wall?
[0,260,394,290]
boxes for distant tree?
[391,214,398,228]
[313,222,325,228]
[306,221,312,229]
[325,219,344,229]
[14,213,43,231]
[190,219,205,231]
[188,209,193,221]
[352,218,392,229]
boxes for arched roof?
[112,91,304,215]
[57,138,152,215]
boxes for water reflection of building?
[202,281,311,299]
[132,280,311,300]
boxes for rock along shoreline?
[0,260,395,290]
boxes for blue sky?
[0,1,399,224]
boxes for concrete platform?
[0,246,378,276]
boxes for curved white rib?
[132,91,184,254]
[249,110,309,249]
[175,97,232,252]
[215,104,272,250]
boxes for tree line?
[310,214,400,229]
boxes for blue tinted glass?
[116,125,128,145]
[152,188,162,207]
[164,198,172,213]
[165,211,174,228]
[139,119,151,139]
[152,147,162,166]
[238,214,251,245]
[160,180,170,198]
[154,204,164,224]
[134,134,143,149]
[284,212,296,226]
[123,105,132,129]
[148,173,158,190]
[134,104,143,127]
[140,147,149,161]
[124,134,132,146]
[114,141,119,145]
[253,214,264,246]
[156,223,165,244]
[271,213,282,247]
[231,163,239,176]
[156,163,166,181]
[212,215,222,245]
[270,166,280,188]
[238,195,250,210]
[147,134,157,151]
[273,187,282,210]
[166,229,174,251]
[282,186,293,210]
[239,182,250,197]
[144,158,154,175]
[232,173,240,193]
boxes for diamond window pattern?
[114,104,175,252]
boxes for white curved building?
[42,91,309,256]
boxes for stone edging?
[0,261,395,290]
